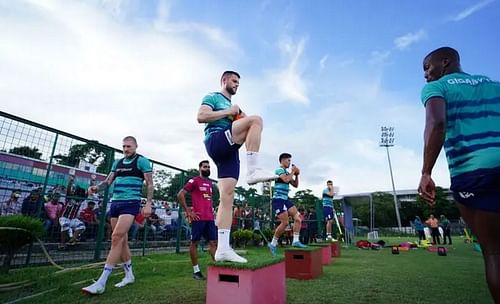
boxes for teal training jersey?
[201,92,233,141]
[273,167,290,200]
[111,155,152,201]
[421,73,500,177]
[322,188,334,208]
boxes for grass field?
[0,237,492,304]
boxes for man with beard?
[178,160,216,280]
[197,71,276,263]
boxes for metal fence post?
[93,149,115,261]
[25,133,59,266]
[175,172,186,254]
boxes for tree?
[293,189,319,210]
[54,141,111,174]
[9,146,42,159]
[416,186,460,220]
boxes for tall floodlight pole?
[379,126,402,230]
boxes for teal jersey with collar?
[111,155,152,201]
[273,167,290,200]
[201,92,233,141]
[421,73,500,177]
[322,188,334,208]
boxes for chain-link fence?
[0,111,198,268]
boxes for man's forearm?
[146,184,154,203]
[96,181,109,192]
[422,123,445,175]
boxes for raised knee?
[250,115,263,126]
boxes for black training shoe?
[193,272,206,280]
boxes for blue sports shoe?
[292,241,307,248]
[268,243,278,256]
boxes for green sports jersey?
[273,167,290,200]
[421,72,500,177]
[201,92,233,140]
[111,155,152,201]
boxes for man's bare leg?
[232,116,276,185]
[457,203,500,303]
[214,178,247,263]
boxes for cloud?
[369,50,391,65]
[319,54,328,70]
[0,0,240,174]
[267,36,309,104]
[450,0,495,21]
[394,29,426,50]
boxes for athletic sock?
[246,151,258,173]
[123,259,133,279]
[327,233,332,238]
[293,233,300,243]
[271,236,278,246]
[217,229,231,251]
[96,264,114,286]
[193,264,200,273]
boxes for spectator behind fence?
[307,207,318,243]
[129,209,145,242]
[298,207,309,245]
[0,189,22,216]
[440,214,452,245]
[21,188,46,218]
[80,201,99,239]
[44,193,63,232]
[414,216,426,241]
[426,214,440,245]
[58,175,86,249]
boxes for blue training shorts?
[204,129,241,180]
[191,220,217,242]
[109,200,141,218]
[323,206,334,221]
[451,169,500,213]
[272,198,294,216]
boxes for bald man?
[418,46,500,302]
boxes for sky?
[1,0,500,196]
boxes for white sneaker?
[247,168,277,185]
[215,249,248,263]
[81,281,105,295]
[114,276,135,288]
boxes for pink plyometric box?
[311,244,332,265]
[206,261,286,304]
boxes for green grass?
[0,237,492,304]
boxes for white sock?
[271,236,278,246]
[193,264,200,273]
[293,233,300,243]
[217,229,231,251]
[123,259,133,279]
[327,233,332,238]
[68,230,73,238]
[246,151,258,173]
[96,264,114,286]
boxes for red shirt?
[135,213,145,225]
[80,207,96,223]
[183,176,214,221]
